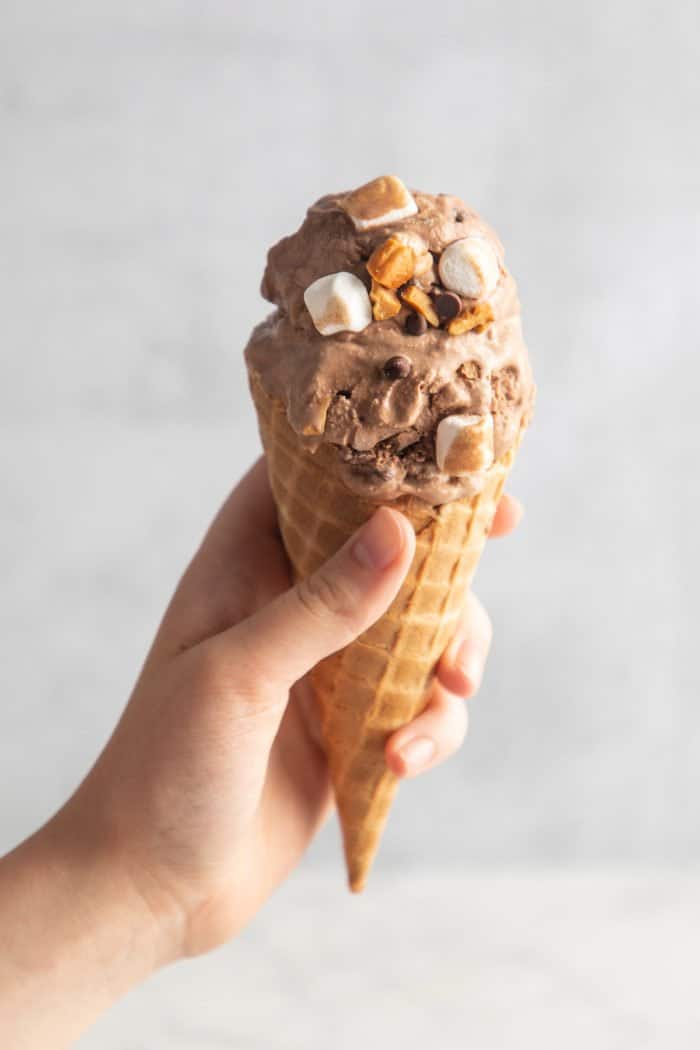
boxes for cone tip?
[349,873,367,894]
[347,852,372,893]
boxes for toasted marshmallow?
[303,272,372,336]
[439,237,500,300]
[436,413,494,474]
[342,176,418,231]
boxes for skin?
[0,458,522,1048]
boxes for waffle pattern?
[249,371,519,891]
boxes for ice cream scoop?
[248,176,533,505]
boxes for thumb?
[217,507,415,690]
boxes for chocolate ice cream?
[245,177,534,505]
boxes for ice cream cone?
[249,370,520,891]
[243,177,534,890]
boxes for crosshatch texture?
[250,371,521,889]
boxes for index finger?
[199,456,279,558]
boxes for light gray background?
[1,1,700,1044]
[2,0,700,864]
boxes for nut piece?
[439,236,500,299]
[393,234,435,287]
[400,284,440,327]
[303,272,372,336]
[436,413,494,474]
[413,250,434,277]
[342,175,418,231]
[367,237,416,289]
[447,301,494,336]
[370,279,402,321]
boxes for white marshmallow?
[342,175,418,231]
[354,200,417,230]
[303,272,373,336]
[436,413,494,474]
[438,237,500,299]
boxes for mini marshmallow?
[342,176,418,231]
[303,272,373,336]
[436,413,494,474]
[439,237,500,300]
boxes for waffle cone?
[249,371,520,891]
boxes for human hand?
[62,459,522,961]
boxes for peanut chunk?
[447,301,494,336]
[370,280,402,321]
[413,250,434,277]
[400,284,440,327]
[367,237,416,290]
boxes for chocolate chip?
[431,289,462,322]
[383,355,412,380]
[405,312,427,336]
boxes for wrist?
[0,811,182,1047]
[0,777,193,1049]
[46,798,186,972]
[0,807,183,988]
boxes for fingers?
[196,458,280,559]
[436,592,493,699]
[213,508,416,691]
[489,492,523,538]
[148,459,291,662]
[385,591,493,779]
[430,489,520,701]
[385,682,469,778]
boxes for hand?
[61,460,522,960]
[0,459,521,1047]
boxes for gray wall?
[2,0,699,866]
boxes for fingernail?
[456,640,484,693]
[398,736,436,773]
[352,509,405,571]
[510,496,525,524]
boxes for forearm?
[0,810,178,1049]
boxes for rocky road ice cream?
[245,176,534,506]
[245,176,535,891]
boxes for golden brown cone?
[249,371,519,891]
